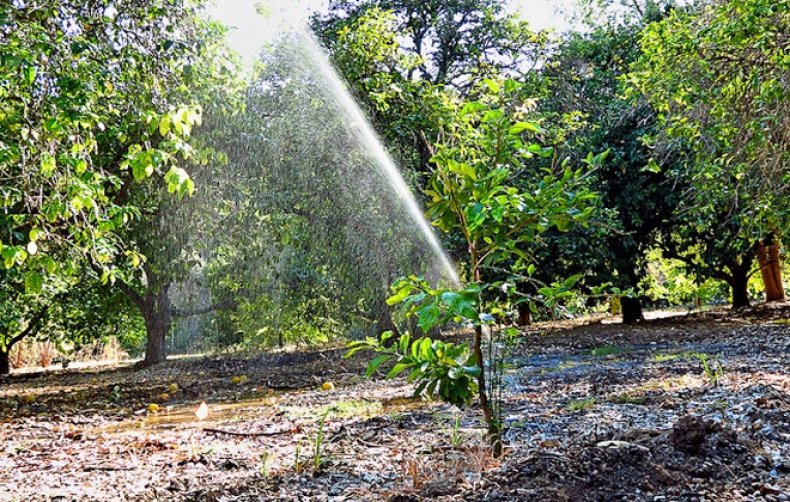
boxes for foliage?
[0,0,243,364]
[350,77,600,454]
[525,1,682,299]
[346,329,480,408]
[638,248,727,306]
[315,0,550,89]
[427,78,600,282]
[626,0,790,304]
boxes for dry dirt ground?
[1,308,788,501]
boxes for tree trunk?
[729,269,750,309]
[621,296,644,324]
[142,315,168,367]
[0,349,9,375]
[473,323,500,456]
[139,290,172,368]
[757,241,783,301]
[769,242,784,300]
[516,302,531,326]
[376,304,400,337]
[469,250,500,456]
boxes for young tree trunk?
[473,323,500,456]
[0,349,10,375]
[469,252,500,456]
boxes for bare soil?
[1,307,788,501]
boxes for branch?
[88,261,146,308]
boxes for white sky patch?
[207,0,578,67]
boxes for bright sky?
[207,0,578,66]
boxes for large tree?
[515,1,682,319]
[626,0,790,306]
[0,0,241,369]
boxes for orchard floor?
[1,306,789,502]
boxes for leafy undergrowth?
[1,310,789,501]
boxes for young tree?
[350,78,600,454]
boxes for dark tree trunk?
[728,268,751,309]
[621,296,644,324]
[139,288,172,368]
[376,304,399,338]
[141,312,169,367]
[517,303,531,326]
[0,349,10,375]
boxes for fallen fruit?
[158,393,170,402]
[167,383,178,393]
[148,403,160,413]
[195,401,209,421]
[230,375,249,385]
[321,381,335,391]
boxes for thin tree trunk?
[517,302,531,326]
[621,296,644,324]
[768,241,785,301]
[473,323,499,454]
[470,249,500,456]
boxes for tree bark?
[376,304,400,338]
[516,302,531,326]
[139,286,172,368]
[141,310,169,367]
[621,296,644,324]
[757,241,782,301]
[769,242,784,300]
[729,268,751,308]
[469,248,500,456]
[0,350,10,375]
[473,323,500,455]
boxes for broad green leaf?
[25,271,43,294]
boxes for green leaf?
[386,286,411,306]
[159,114,171,136]
[25,271,43,294]
[29,228,43,241]
[483,78,500,94]
[642,159,662,173]
[509,121,541,135]
[25,66,37,85]
[365,354,390,378]
[40,154,56,176]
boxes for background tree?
[0,1,225,369]
[626,0,790,306]
[518,0,682,319]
